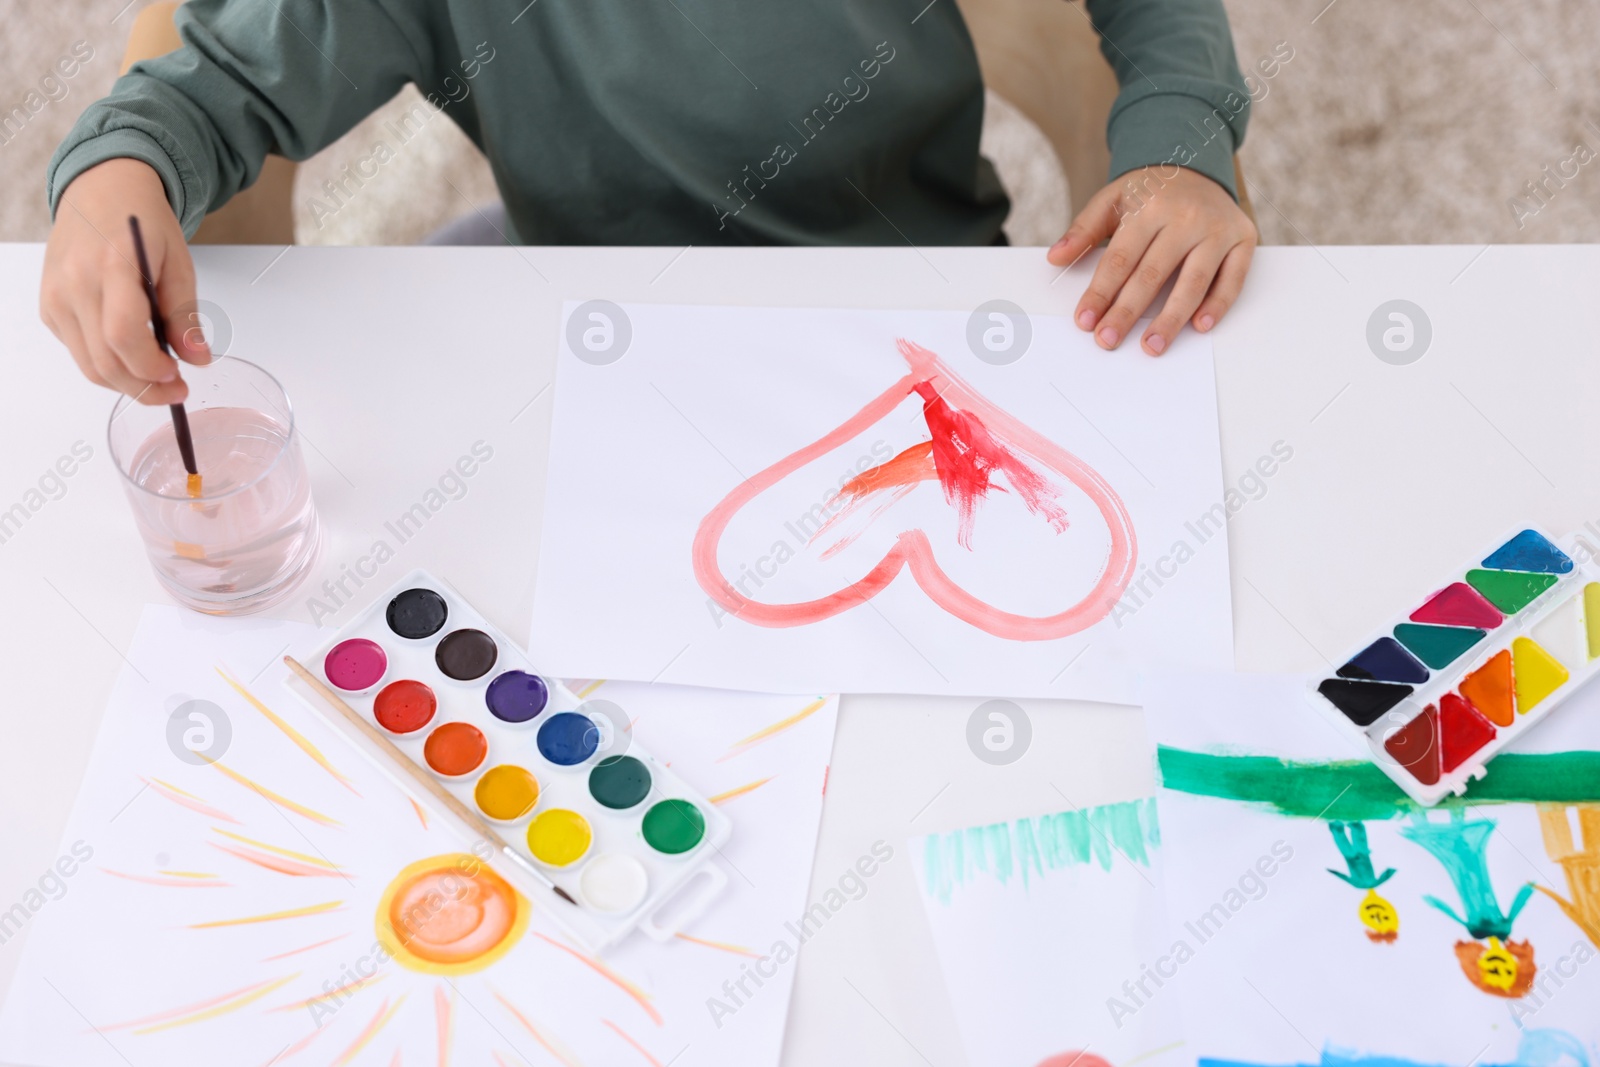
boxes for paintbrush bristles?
[282,655,578,907]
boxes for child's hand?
[1047,166,1257,356]
[41,158,210,405]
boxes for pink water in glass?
[124,405,320,613]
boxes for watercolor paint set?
[1309,528,1600,805]
[287,569,731,953]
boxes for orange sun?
[375,853,529,975]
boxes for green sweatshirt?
[49,0,1250,245]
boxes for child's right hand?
[41,158,210,405]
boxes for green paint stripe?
[1156,747,1600,819]
[1466,568,1558,615]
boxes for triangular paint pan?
[1512,636,1570,713]
[1459,649,1515,727]
[1482,529,1575,575]
[1439,692,1496,773]
[1410,582,1503,629]
[1384,705,1441,786]
[1467,569,1558,616]
[1318,679,1414,726]
[1336,637,1429,684]
[1530,594,1586,669]
[1393,623,1487,670]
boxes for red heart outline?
[692,340,1138,641]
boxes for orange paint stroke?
[692,339,1136,641]
[211,761,341,826]
[717,698,826,761]
[409,796,430,829]
[603,1019,664,1066]
[708,778,774,805]
[674,932,760,958]
[146,777,241,823]
[435,985,454,1067]
[262,933,352,961]
[493,992,585,1067]
[330,995,407,1067]
[216,666,359,793]
[270,972,384,1012]
[532,933,662,1025]
[101,973,298,1034]
[100,868,230,888]
[812,441,935,559]
[188,899,345,929]
[212,843,341,878]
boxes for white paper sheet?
[0,606,838,1067]
[1144,672,1600,1067]
[532,304,1235,703]
[911,798,1186,1067]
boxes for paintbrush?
[128,216,202,498]
[283,655,581,907]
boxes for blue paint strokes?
[1195,1027,1590,1067]
[1337,637,1430,684]
[1399,810,1535,941]
[1484,529,1575,575]
[920,797,1160,905]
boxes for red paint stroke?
[693,339,1136,641]
[1036,1054,1113,1067]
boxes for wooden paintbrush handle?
[285,657,514,855]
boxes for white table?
[1,242,1596,1066]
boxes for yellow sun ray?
[574,679,606,699]
[187,899,345,929]
[216,666,359,793]
[211,827,341,869]
[270,972,384,1012]
[708,777,774,805]
[673,932,760,957]
[113,973,300,1035]
[717,698,826,761]
[210,762,341,826]
[146,777,241,823]
[100,869,230,888]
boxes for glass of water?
[107,357,322,614]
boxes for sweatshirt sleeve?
[1084,0,1251,200]
[47,0,444,237]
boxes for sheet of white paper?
[910,799,1186,1067]
[1143,672,1600,1067]
[0,606,837,1067]
[532,303,1235,702]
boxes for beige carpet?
[3,0,1598,247]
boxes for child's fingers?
[154,242,210,365]
[1090,227,1190,351]
[1073,221,1157,336]
[1142,240,1229,355]
[102,253,181,386]
[45,309,110,390]
[1048,185,1121,269]
[77,297,187,405]
[1192,240,1256,333]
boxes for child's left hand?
[1047,165,1257,356]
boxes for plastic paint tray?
[1307,528,1600,806]
[286,569,731,953]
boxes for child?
[40,0,1257,403]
